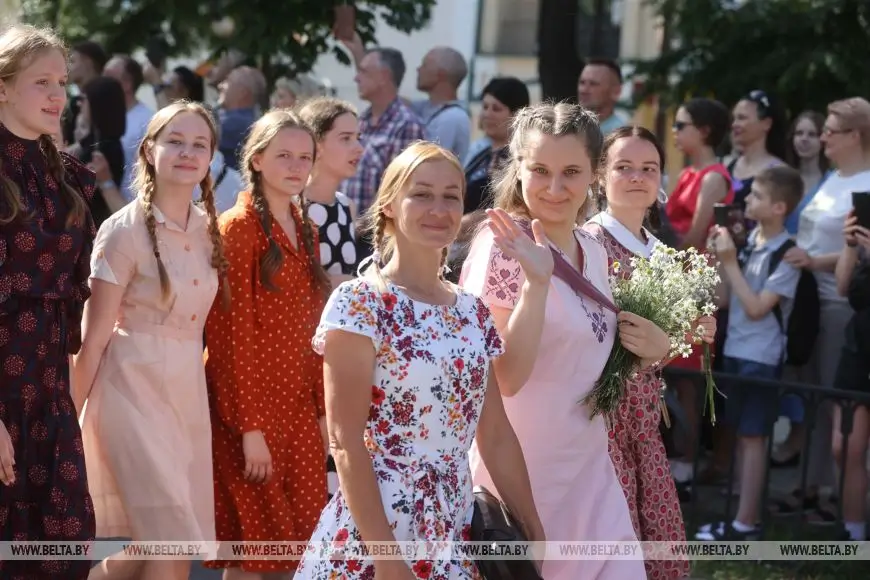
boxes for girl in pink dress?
[461,103,672,580]
[75,102,227,580]
[585,126,716,579]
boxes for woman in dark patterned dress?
[0,25,97,580]
[584,126,715,579]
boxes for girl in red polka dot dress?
[583,126,716,579]
[0,25,97,580]
[204,110,331,577]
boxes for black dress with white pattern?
[308,192,358,277]
[307,191,356,498]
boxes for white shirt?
[797,169,870,302]
[209,151,244,214]
[586,211,659,258]
[120,102,154,200]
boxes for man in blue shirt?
[217,66,266,170]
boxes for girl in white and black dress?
[299,97,364,289]
[299,97,364,499]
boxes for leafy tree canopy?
[19,0,435,81]
[634,0,870,117]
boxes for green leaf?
[634,0,870,115]
[21,0,437,84]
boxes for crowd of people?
[1,16,869,580]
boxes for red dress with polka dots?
[203,191,327,573]
[0,124,97,579]
[585,222,690,580]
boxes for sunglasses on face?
[673,121,692,131]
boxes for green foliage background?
[18,0,435,82]
[635,0,870,117]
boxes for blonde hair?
[492,101,603,220]
[828,97,870,151]
[0,24,88,227]
[358,141,465,284]
[132,101,230,308]
[239,109,330,297]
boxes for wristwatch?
[99,180,117,190]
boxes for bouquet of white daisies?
[583,244,722,423]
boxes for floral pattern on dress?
[0,124,97,580]
[585,222,691,579]
[580,297,608,343]
[295,278,504,580]
[484,247,523,304]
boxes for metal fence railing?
[662,367,870,540]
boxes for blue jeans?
[722,356,782,437]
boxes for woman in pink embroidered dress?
[294,142,544,580]
[461,103,672,580]
[584,126,715,579]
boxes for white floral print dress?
[294,277,504,580]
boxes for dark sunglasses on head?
[746,89,771,118]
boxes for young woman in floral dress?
[584,126,715,579]
[294,142,544,580]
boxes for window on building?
[477,0,622,59]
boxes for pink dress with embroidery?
[584,221,690,580]
[461,226,646,580]
[294,278,504,580]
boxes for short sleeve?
[459,225,526,310]
[312,280,383,355]
[765,259,801,300]
[90,217,136,288]
[472,296,505,359]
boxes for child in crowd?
[699,165,804,540]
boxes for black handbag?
[470,486,543,580]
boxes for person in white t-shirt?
[775,97,870,523]
[104,54,154,200]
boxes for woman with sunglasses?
[665,98,734,490]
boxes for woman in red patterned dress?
[0,25,96,580]
[584,126,715,579]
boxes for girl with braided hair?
[74,101,228,580]
[203,109,330,578]
[0,24,96,580]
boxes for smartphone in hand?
[713,203,748,248]
[852,191,870,229]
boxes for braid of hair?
[199,174,231,309]
[298,195,332,299]
[439,246,449,280]
[38,135,88,228]
[370,211,388,292]
[0,167,28,225]
[645,201,663,235]
[141,180,172,300]
[251,174,284,291]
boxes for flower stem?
[703,343,717,425]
